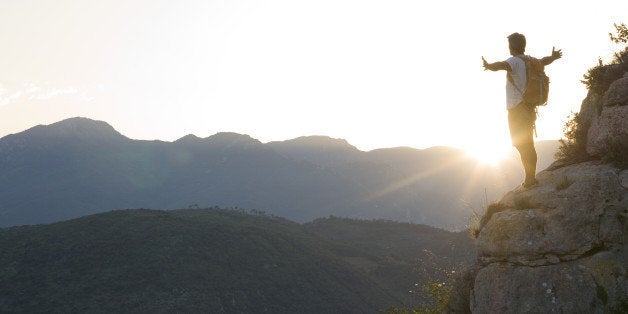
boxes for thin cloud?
[0,82,92,107]
[32,86,79,100]
[0,87,24,107]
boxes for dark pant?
[508,103,538,184]
[507,102,535,146]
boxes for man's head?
[508,33,526,55]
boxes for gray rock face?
[603,76,628,107]
[586,77,628,158]
[472,252,626,314]
[469,162,627,313]
[579,92,602,129]
[586,104,628,158]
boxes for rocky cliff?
[452,73,628,313]
[471,161,627,313]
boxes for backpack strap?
[507,71,524,97]
[509,55,540,138]
[507,55,526,97]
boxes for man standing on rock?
[482,33,562,188]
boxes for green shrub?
[581,59,627,96]
[596,284,609,306]
[471,202,510,239]
[468,207,482,239]
[609,23,628,44]
[417,279,453,314]
[554,175,574,191]
[564,23,628,164]
[582,23,628,95]
[612,297,628,313]
[555,112,591,163]
[513,196,533,210]
[381,276,454,314]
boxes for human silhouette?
[482,33,562,189]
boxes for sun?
[464,141,511,165]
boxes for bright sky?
[0,1,626,160]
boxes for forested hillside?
[0,208,474,312]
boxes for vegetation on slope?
[557,23,627,165]
[305,217,474,306]
[0,208,474,313]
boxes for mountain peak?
[204,132,262,146]
[23,117,126,141]
[271,135,359,151]
[174,134,203,144]
[267,135,365,167]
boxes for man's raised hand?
[482,56,490,70]
[551,47,563,60]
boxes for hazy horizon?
[1,0,626,157]
[1,115,563,154]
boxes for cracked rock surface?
[468,161,627,313]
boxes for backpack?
[508,55,550,107]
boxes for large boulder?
[471,251,626,314]
[586,105,628,158]
[603,76,628,107]
[578,92,602,129]
[586,76,628,158]
[477,162,626,266]
[468,161,627,313]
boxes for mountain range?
[0,117,559,229]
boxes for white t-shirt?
[505,56,527,110]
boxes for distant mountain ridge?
[19,117,127,141]
[0,117,560,229]
[268,135,366,167]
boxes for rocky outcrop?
[578,92,602,128]
[466,161,627,313]
[586,76,628,158]
[449,53,628,314]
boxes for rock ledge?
[468,161,627,313]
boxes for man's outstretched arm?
[482,56,511,71]
[540,47,563,66]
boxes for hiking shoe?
[522,178,539,189]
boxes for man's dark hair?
[508,33,526,54]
